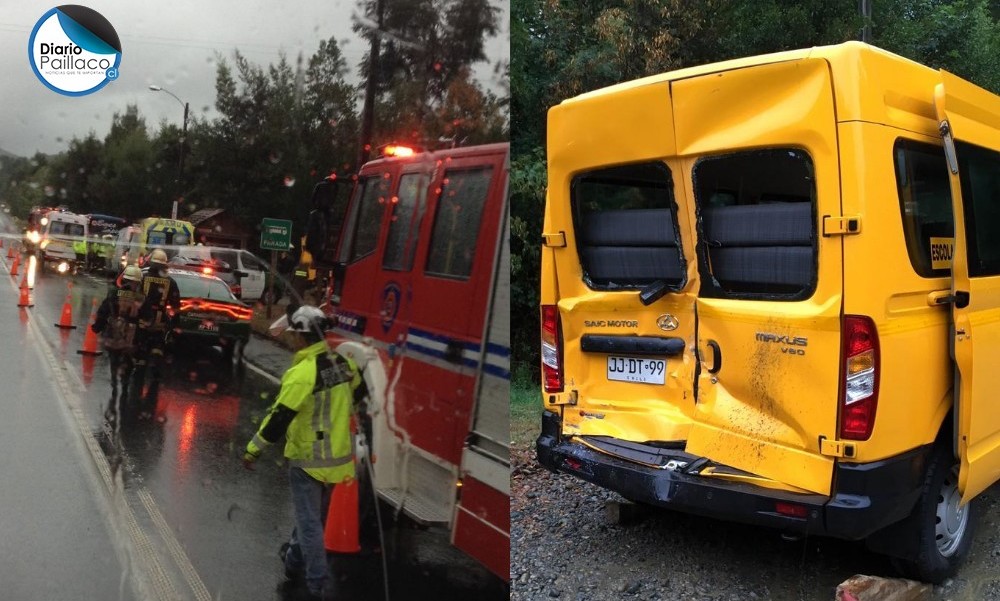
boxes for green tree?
[87,105,156,221]
[61,134,104,214]
[510,0,1000,375]
[355,0,507,147]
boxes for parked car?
[174,246,267,301]
[168,254,244,298]
[163,268,253,363]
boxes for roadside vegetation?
[510,0,1000,377]
[0,0,508,245]
[511,367,539,448]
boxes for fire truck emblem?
[381,282,402,332]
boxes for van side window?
[426,168,492,279]
[346,176,389,263]
[570,162,683,290]
[893,139,953,277]
[383,173,426,271]
[693,149,816,300]
[956,140,1000,276]
[50,222,84,237]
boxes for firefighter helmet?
[122,265,143,282]
[149,249,168,265]
[269,305,329,335]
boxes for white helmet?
[122,265,143,282]
[269,305,329,335]
[149,248,169,265]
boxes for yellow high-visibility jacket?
[247,341,361,483]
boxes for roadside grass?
[511,368,541,448]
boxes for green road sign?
[260,218,292,251]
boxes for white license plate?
[607,356,666,385]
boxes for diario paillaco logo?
[29,5,121,96]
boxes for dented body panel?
[537,42,994,542]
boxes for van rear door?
[674,59,845,495]
[934,71,1000,503]
[546,81,699,446]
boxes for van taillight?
[541,305,563,393]
[840,315,880,441]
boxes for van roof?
[559,42,945,137]
[44,210,88,224]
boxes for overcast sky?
[0,0,509,158]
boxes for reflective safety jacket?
[139,266,180,332]
[93,286,145,352]
[246,341,361,484]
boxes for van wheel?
[891,444,976,584]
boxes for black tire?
[891,444,977,584]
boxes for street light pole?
[149,85,189,219]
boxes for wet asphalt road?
[0,226,506,600]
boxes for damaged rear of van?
[536,42,1000,583]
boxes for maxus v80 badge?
[755,332,808,356]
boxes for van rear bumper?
[535,411,930,540]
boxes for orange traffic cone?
[324,477,361,553]
[55,287,76,329]
[80,355,96,386]
[1,237,5,248]
[78,300,103,356]
[9,253,19,277]
[6,245,13,259]
[17,279,32,308]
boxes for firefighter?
[242,305,364,601]
[92,264,145,394]
[132,248,180,414]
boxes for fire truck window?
[382,173,426,271]
[426,168,493,280]
[349,176,390,262]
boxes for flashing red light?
[202,267,213,275]
[383,144,415,157]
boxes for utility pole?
[358,0,386,168]
[859,0,872,44]
[149,85,189,219]
[177,101,189,220]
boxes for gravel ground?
[510,441,1000,601]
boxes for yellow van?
[536,42,1000,583]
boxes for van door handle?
[706,340,722,374]
[927,290,951,306]
[929,290,970,308]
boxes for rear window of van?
[893,139,953,278]
[692,148,817,300]
[570,162,684,290]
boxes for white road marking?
[5,263,211,601]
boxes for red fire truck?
[307,142,509,582]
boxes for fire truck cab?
[311,143,510,582]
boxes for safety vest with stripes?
[249,341,360,483]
